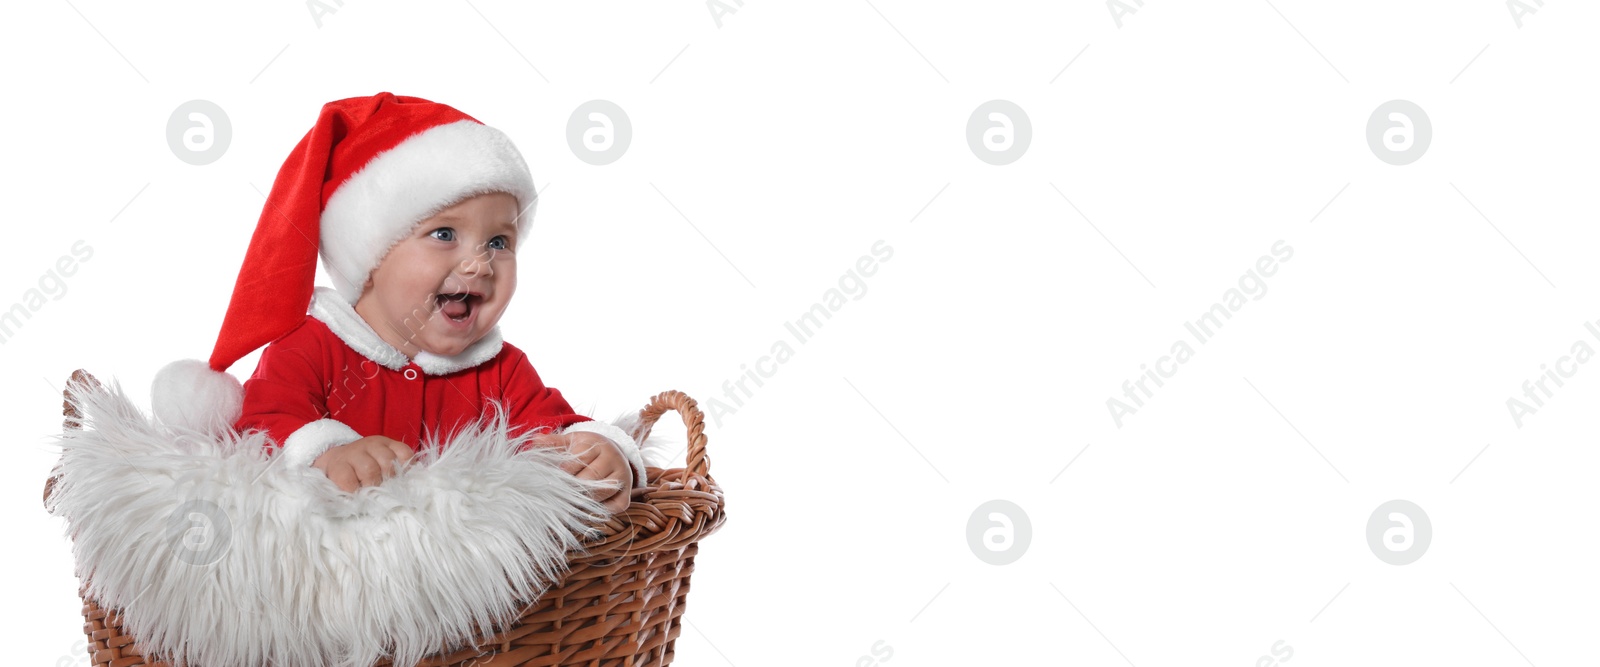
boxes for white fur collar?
[308,286,504,375]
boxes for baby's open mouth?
[436,292,481,322]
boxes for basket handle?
[628,389,710,479]
[45,369,100,510]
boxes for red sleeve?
[502,345,592,449]
[233,328,331,455]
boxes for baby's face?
[354,192,520,358]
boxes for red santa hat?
[152,92,538,435]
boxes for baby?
[234,191,643,510]
[152,93,643,512]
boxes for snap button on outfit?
[403,368,418,380]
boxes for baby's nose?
[458,250,496,276]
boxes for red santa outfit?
[233,287,646,485]
[149,92,644,486]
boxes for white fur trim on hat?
[151,359,243,437]
[319,119,537,305]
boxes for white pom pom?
[151,359,243,437]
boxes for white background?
[4,1,1598,665]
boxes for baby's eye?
[488,235,509,251]
[430,228,455,242]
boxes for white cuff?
[280,418,363,468]
[560,420,648,488]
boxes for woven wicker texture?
[46,369,727,667]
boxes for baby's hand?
[525,432,633,513]
[310,435,415,493]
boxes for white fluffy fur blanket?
[45,377,630,667]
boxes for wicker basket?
[44,369,727,667]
